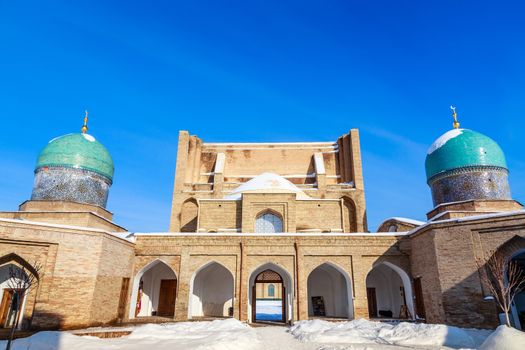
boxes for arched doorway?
[252,270,284,322]
[189,262,234,319]
[365,262,415,320]
[0,264,29,329]
[181,199,198,232]
[248,263,293,324]
[510,251,525,329]
[307,263,353,319]
[129,260,177,319]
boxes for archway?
[129,260,177,319]
[181,199,198,232]
[0,264,29,329]
[189,262,234,319]
[342,197,357,232]
[248,263,293,324]
[510,250,525,329]
[365,262,415,320]
[307,263,353,319]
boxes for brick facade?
[0,128,523,331]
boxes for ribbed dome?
[425,129,507,181]
[36,133,114,181]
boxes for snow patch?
[225,172,311,200]
[427,129,463,155]
[290,319,491,349]
[0,319,259,350]
[479,325,525,350]
[82,134,96,142]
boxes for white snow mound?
[290,319,487,349]
[225,172,311,200]
[427,129,463,155]
[479,325,525,350]
[0,319,259,350]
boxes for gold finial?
[81,110,88,134]
[450,105,460,129]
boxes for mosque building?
[0,109,524,331]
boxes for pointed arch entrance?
[0,264,29,329]
[248,263,293,324]
[0,254,39,329]
[129,260,177,319]
[509,250,525,329]
[307,262,353,319]
[365,262,415,320]
[189,261,234,319]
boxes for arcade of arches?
[127,257,417,324]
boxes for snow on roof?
[406,209,525,236]
[387,217,425,226]
[132,231,410,237]
[427,129,463,155]
[224,172,311,200]
[0,218,135,243]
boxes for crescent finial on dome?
[81,110,89,134]
[450,105,460,129]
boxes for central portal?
[252,269,285,323]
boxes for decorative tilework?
[429,167,511,206]
[31,166,111,208]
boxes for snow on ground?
[256,299,282,321]
[1,318,524,350]
[478,325,525,350]
[290,319,497,349]
[0,319,259,350]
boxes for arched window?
[255,212,283,233]
[268,284,275,297]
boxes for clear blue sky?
[1,1,524,232]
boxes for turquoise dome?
[425,129,507,181]
[36,133,114,181]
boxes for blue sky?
[1,1,524,232]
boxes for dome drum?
[429,166,511,207]
[31,166,111,208]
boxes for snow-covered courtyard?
[1,318,524,350]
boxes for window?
[255,212,283,233]
[388,224,398,232]
[268,284,275,297]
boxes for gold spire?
[81,110,89,134]
[450,105,460,129]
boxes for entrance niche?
[365,262,415,320]
[249,263,293,324]
[510,251,525,329]
[129,260,177,319]
[0,264,29,328]
[189,262,234,319]
[307,263,353,319]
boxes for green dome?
[36,133,114,181]
[425,129,507,181]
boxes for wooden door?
[413,277,426,319]
[0,290,13,327]
[157,279,177,317]
[367,287,377,318]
